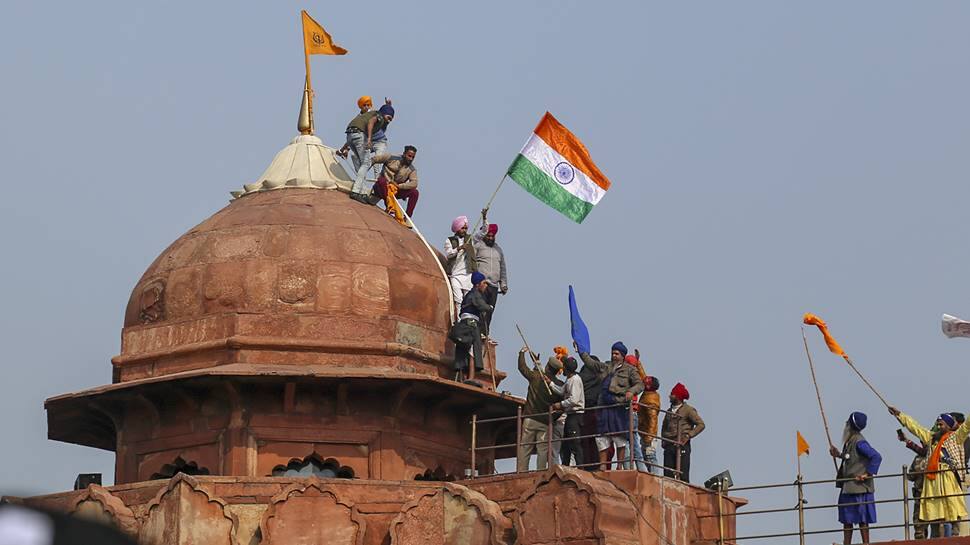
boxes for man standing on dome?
[368,145,420,216]
[473,209,508,330]
[661,382,704,482]
[338,102,395,203]
[890,406,970,538]
[444,216,476,316]
[830,412,882,545]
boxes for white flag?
[942,314,970,338]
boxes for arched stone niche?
[139,474,238,545]
[68,484,137,537]
[259,480,365,545]
[388,483,512,545]
[513,466,640,545]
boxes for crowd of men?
[514,341,705,483]
[332,95,709,485]
[830,408,969,544]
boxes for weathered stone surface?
[389,483,512,545]
[260,481,365,545]
[69,484,137,536]
[139,475,237,545]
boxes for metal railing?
[469,404,969,544]
[469,401,688,477]
[699,465,970,544]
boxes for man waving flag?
[507,112,611,223]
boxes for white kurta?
[444,238,472,305]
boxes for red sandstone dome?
[117,188,453,383]
[46,183,515,483]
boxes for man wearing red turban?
[661,382,705,482]
[472,209,508,330]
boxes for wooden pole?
[844,356,891,409]
[515,324,553,395]
[801,327,839,473]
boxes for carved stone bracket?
[68,484,137,537]
[259,479,366,545]
[388,482,512,545]
[513,466,639,545]
[139,474,238,545]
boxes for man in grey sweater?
[473,209,508,330]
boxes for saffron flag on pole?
[803,313,848,360]
[796,431,810,457]
[302,10,347,55]
[507,112,611,223]
[569,285,591,354]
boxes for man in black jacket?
[450,272,492,380]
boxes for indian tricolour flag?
[506,112,611,223]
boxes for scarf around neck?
[926,430,954,481]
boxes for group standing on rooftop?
[513,340,704,483]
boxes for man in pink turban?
[444,216,475,315]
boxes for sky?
[1,1,969,543]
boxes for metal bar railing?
[469,400,688,477]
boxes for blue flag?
[569,285,591,354]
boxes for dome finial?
[298,83,313,135]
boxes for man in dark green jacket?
[516,348,563,472]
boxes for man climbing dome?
[473,209,508,330]
[337,101,394,203]
[450,272,492,380]
[444,216,476,316]
[369,145,420,217]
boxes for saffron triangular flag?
[796,431,810,457]
[302,11,348,56]
[507,112,611,223]
[803,313,847,359]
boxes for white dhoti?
[450,274,471,307]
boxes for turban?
[546,356,563,371]
[486,224,499,236]
[849,411,867,431]
[471,272,486,286]
[671,382,690,401]
[379,104,395,117]
[563,356,578,374]
[451,216,468,233]
[611,342,628,356]
[553,346,569,360]
[357,95,373,110]
[624,354,639,366]
[939,413,956,429]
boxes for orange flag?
[302,11,348,56]
[797,431,810,457]
[803,313,847,359]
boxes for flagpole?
[516,323,553,395]
[801,327,839,473]
[301,11,314,134]
[468,175,508,238]
[843,356,891,409]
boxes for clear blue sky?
[2,2,969,542]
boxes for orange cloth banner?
[803,313,847,359]
[302,11,348,56]
[796,431,810,457]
